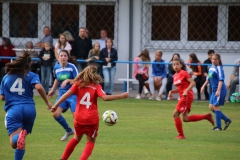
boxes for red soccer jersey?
[70,83,106,125]
[173,69,194,98]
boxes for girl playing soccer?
[51,65,129,160]
[48,50,78,141]
[168,58,214,139]
[0,51,52,160]
[201,53,232,130]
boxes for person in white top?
[54,34,72,62]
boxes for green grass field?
[0,96,240,160]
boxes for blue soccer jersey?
[207,65,226,92]
[54,62,78,95]
[0,72,40,111]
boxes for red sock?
[79,142,95,160]
[188,114,206,122]
[61,138,79,160]
[174,117,184,136]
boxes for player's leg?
[173,109,185,139]
[52,101,74,141]
[79,124,98,160]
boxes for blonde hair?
[91,42,100,56]
[44,42,50,47]
[72,66,103,88]
[62,31,74,41]
[155,50,163,57]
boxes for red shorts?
[74,122,99,138]
[176,96,193,113]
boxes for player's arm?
[35,83,52,110]
[216,80,223,97]
[48,79,59,97]
[100,92,129,101]
[51,89,73,112]
[183,78,195,96]
[0,95,5,101]
[168,88,179,100]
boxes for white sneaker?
[156,96,161,101]
[148,96,154,100]
[143,87,149,94]
[61,130,74,141]
[135,95,141,99]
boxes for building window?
[9,3,38,38]
[51,4,79,39]
[228,6,240,41]
[151,6,181,41]
[86,5,115,39]
[188,6,218,41]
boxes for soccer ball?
[102,110,118,126]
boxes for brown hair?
[138,49,151,62]
[155,50,163,57]
[59,50,76,66]
[71,65,103,88]
[5,51,32,77]
[57,34,67,49]
[212,53,222,66]
[172,58,187,71]
[189,53,200,72]
[91,42,100,56]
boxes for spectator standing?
[148,50,167,101]
[37,26,53,48]
[38,42,55,94]
[54,34,72,62]
[201,50,214,101]
[25,41,40,75]
[98,29,108,50]
[187,53,203,100]
[100,38,118,95]
[71,27,92,72]
[133,49,151,99]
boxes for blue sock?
[55,115,72,132]
[12,134,19,145]
[215,111,222,129]
[220,111,229,122]
[14,149,25,160]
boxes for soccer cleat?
[61,131,74,141]
[223,119,232,130]
[156,96,161,101]
[176,135,186,140]
[17,129,27,150]
[206,113,214,126]
[135,95,141,99]
[213,127,222,131]
[148,96,154,100]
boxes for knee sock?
[188,114,206,122]
[12,134,19,145]
[220,111,229,122]
[80,142,95,160]
[55,115,72,132]
[61,138,79,160]
[14,149,25,160]
[174,117,184,136]
[215,110,222,129]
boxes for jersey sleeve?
[96,84,106,97]
[30,73,41,86]
[70,83,78,94]
[182,70,190,80]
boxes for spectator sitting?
[227,58,240,101]
[148,50,167,101]
[0,37,16,82]
[62,31,74,46]
[86,42,101,74]
[54,34,72,62]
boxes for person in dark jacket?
[100,38,118,95]
[38,42,55,94]
[71,27,92,72]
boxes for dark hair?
[208,50,215,55]
[2,37,12,47]
[170,53,180,62]
[189,53,200,72]
[105,38,113,47]
[5,51,32,76]
[213,53,222,66]
[59,49,77,66]
[172,58,187,71]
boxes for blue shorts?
[210,88,227,106]
[55,94,76,113]
[5,104,36,136]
